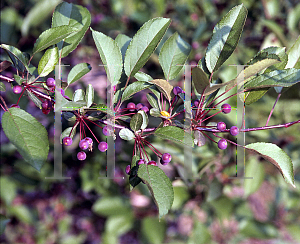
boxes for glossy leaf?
[244,68,300,89]
[91,29,123,86]
[150,108,161,117]
[52,2,91,58]
[38,46,58,77]
[147,79,173,101]
[115,34,131,62]
[155,126,194,147]
[0,82,6,92]
[119,128,135,141]
[73,89,85,102]
[0,44,29,72]
[124,17,171,77]
[33,25,78,54]
[134,71,153,82]
[130,113,143,132]
[138,164,174,219]
[159,32,191,81]
[138,110,148,130]
[60,126,76,143]
[0,214,10,235]
[85,84,94,108]
[245,142,295,187]
[205,4,247,73]
[2,108,49,172]
[244,88,269,105]
[21,0,61,36]
[67,62,92,85]
[285,35,300,69]
[146,93,159,110]
[121,81,152,102]
[27,90,42,109]
[192,67,210,94]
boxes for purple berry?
[161,153,172,165]
[102,126,109,136]
[137,159,145,165]
[194,99,200,107]
[218,139,228,150]
[63,136,72,146]
[13,85,22,94]
[85,137,93,145]
[147,160,157,166]
[125,165,131,175]
[79,139,89,150]
[217,121,226,131]
[10,104,20,108]
[77,151,86,160]
[173,86,184,95]
[46,78,55,88]
[230,126,239,136]
[42,108,50,115]
[98,141,108,152]
[127,102,135,111]
[221,103,231,114]
[60,88,65,96]
[140,106,149,113]
[136,103,144,110]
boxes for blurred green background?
[1,0,300,243]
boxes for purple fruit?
[136,103,144,110]
[10,104,20,108]
[46,77,55,88]
[77,151,86,160]
[98,141,108,152]
[221,103,231,114]
[79,139,89,150]
[173,86,184,95]
[194,99,200,107]
[42,108,50,115]
[147,161,157,166]
[217,121,226,131]
[127,102,136,111]
[102,126,109,136]
[13,85,22,94]
[125,165,131,175]
[140,106,149,113]
[230,126,239,136]
[85,137,93,145]
[137,159,145,165]
[161,153,171,165]
[63,136,72,146]
[218,139,227,150]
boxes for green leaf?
[60,97,87,111]
[244,88,269,105]
[2,108,49,171]
[0,82,6,92]
[92,196,131,217]
[244,159,265,197]
[115,34,131,62]
[286,35,300,69]
[72,89,85,102]
[240,219,278,239]
[33,25,78,54]
[124,17,171,77]
[205,4,247,73]
[244,68,300,89]
[91,29,123,86]
[150,108,161,117]
[146,93,159,110]
[27,90,42,109]
[0,214,10,235]
[38,46,58,77]
[85,84,94,108]
[134,71,153,82]
[119,128,135,141]
[121,81,152,102]
[52,2,91,58]
[138,110,148,130]
[21,0,61,36]
[142,217,166,244]
[147,79,173,102]
[130,113,143,132]
[105,212,134,237]
[138,164,174,219]
[67,62,92,85]
[154,126,194,147]
[159,32,191,81]
[0,44,29,72]
[63,112,76,122]
[192,67,210,94]
[245,142,295,187]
